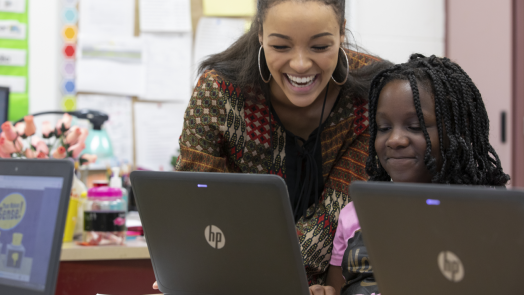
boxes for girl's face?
[374,80,442,183]
[259,1,344,107]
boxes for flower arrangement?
[0,113,97,165]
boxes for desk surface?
[60,239,150,261]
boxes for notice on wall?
[0,0,25,13]
[77,94,134,165]
[0,48,26,66]
[0,20,26,40]
[134,101,187,171]
[139,0,192,32]
[76,36,144,96]
[203,0,255,16]
[141,32,192,101]
[78,0,135,37]
[193,17,246,81]
[0,75,25,93]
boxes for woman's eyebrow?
[267,32,334,41]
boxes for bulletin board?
[68,0,256,170]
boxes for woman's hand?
[309,285,336,295]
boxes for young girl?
[326,54,510,295]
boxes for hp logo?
[438,251,465,282]
[205,225,225,249]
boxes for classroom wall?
[447,0,513,179]
[347,0,446,63]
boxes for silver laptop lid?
[350,181,524,295]
[131,171,309,295]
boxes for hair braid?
[366,54,510,187]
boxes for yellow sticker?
[61,95,77,111]
[0,193,27,230]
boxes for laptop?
[0,159,74,295]
[130,171,309,295]
[0,87,9,124]
[350,181,524,295]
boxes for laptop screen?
[0,175,64,291]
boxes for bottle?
[6,233,25,269]
[110,167,129,213]
[83,187,126,245]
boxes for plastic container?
[83,187,126,245]
[110,167,128,213]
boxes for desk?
[56,240,160,295]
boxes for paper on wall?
[203,0,255,16]
[77,94,134,165]
[0,75,25,93]
[76,35,144,96]
[0,20,26,40]
[139,0,192,32]
[134,101,186,171]
[193,17,246,81]
[78,0,135,37]
[141,32,192,102]
[0,0,25,13]
[0,48,26,66]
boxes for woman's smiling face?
[259,1,344,107]
[374,80,441,183]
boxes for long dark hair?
[365,54,510,186]
[198,0,391,101]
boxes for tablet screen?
[0,175,64,291]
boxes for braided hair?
[365,54,510,186]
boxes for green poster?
[0,0,29,122]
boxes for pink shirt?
[330,202,361,266]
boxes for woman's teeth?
[286,74,316,88]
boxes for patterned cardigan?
[175,50,379,284]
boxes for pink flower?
[0,135,20,154]
[68,141,85,158]
[55,113,73,135]
[14,122,25,136]
[0,149,10,158]
[24,149,35,159]
[52,146,67,159]
[36,151,48,159]
[80,154,97,164]
[78,128,88,144]
[23,115,36,137]
[65,126,82,145]
[41,121,54,138]
[1,122,18,141]
[31,137,49,155]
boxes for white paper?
[139,0,192,32]
[0,20,26,40]
[77,94,134,165]
[78,0,135,37]
[76,35,144,96]
[141,33,192,101]
[0,48,26,66]
[0,75,25,93]
[193,17,246,80]
[134,101,186,171]
[0,0,25,13]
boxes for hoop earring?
[258,45,272,83]
[331,47,349,85]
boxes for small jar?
[83,187,126,245]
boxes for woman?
[156,0,390,292]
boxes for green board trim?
[0,0,29,122]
